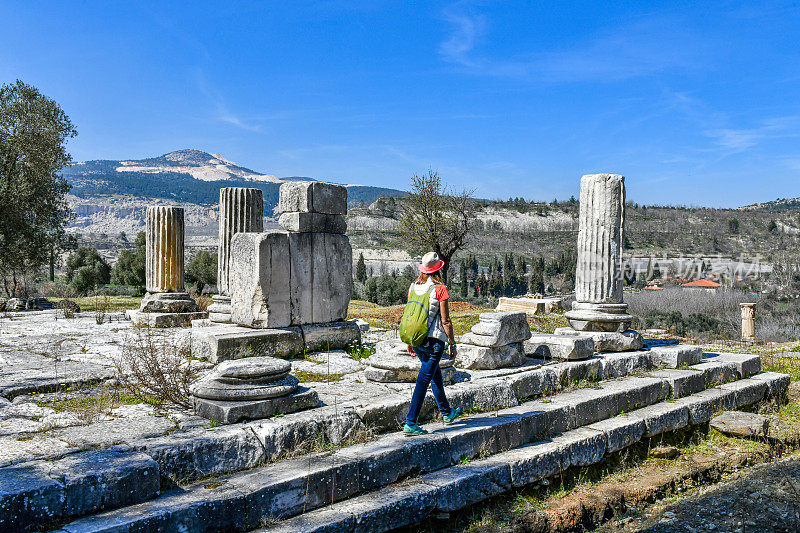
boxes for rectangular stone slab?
[469,311,532,346]
[710,411,769,437]
[279,212,347,234]
[191,326,304,363]
[553,327,644,352]
[194,388,320,425]
[126,310,207,328]
[524,334,594,360]
[649,368,706,398]
[648,344,703,368]
[0,450,159,532]
[301,321,361,352]
[455,343,526,370]
[709,352,761,378]
[311,233,352,324]
[277,181,347,215]
[230,231,292,328]
[287,232,314,325]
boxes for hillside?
[347,197,800,275]
[63,149,405,236]
[741,197,800,211]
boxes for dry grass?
[347,299,568,337]
[115,328,198,408]
[36,387,150,424]
[71,295,140,312]
[294,370,345,383]
[528,311,569,334]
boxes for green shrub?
[66,247,111,295]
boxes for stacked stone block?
[230,181,353,329]
[456,311,531,369]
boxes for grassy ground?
[347,299,568,335]
[69,295,141,312]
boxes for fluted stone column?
[741,303,756,341]
[565,174,633,332]
[146,206,185,293]
[209,188,264,322]
[139,206,198,314]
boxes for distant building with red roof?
[682,279,721,292]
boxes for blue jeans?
[405,338,452,425]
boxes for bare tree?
[398,170,474,281]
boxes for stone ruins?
[190,357,319,424]
[207,187,264,323]
[457,311,530,369]
[191,181,360,368]
[0,173,791,533]
[529,174,644,359]
[127,206,206,327]
[565,173,634,332]
[188,180,360,421]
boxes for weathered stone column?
[145,206,185,293]
[741,303,756,341]
[138,206,198,314]
[209,188,263,322]
[565,174,633,332]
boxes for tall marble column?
[565,174,633,332]
[139,206,198,313]
[209,188,264,322]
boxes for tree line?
[353,248,578,306]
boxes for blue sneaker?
[403,423,428,437]
[442,407,463,424]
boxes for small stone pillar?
[565,174,633,332]
[136,206,199,319]
[741,303,756,342]
[209,188,263,323]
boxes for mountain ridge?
[63,149,406,236]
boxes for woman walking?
[403,252,463,436]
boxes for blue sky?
[2,1,800,207]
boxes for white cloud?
[437,4,708,83]
[438,6,486,67]
[704,116,800,152]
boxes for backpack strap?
[426,284,440,323]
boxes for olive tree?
[0,80,76,296]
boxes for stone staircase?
[0,346,786,533]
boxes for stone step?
[261,371,789,533]
[109,350,758,487]
[51,369,786,533]
[0,450,159,533]
[9,349,758,491]
[4,350,761,530]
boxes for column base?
[127,309,207,328]
[207,295,232,323]
[565,302,633,333]
[193,388,319,425]
[140,292,199,313]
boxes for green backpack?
[399,284,437,347]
